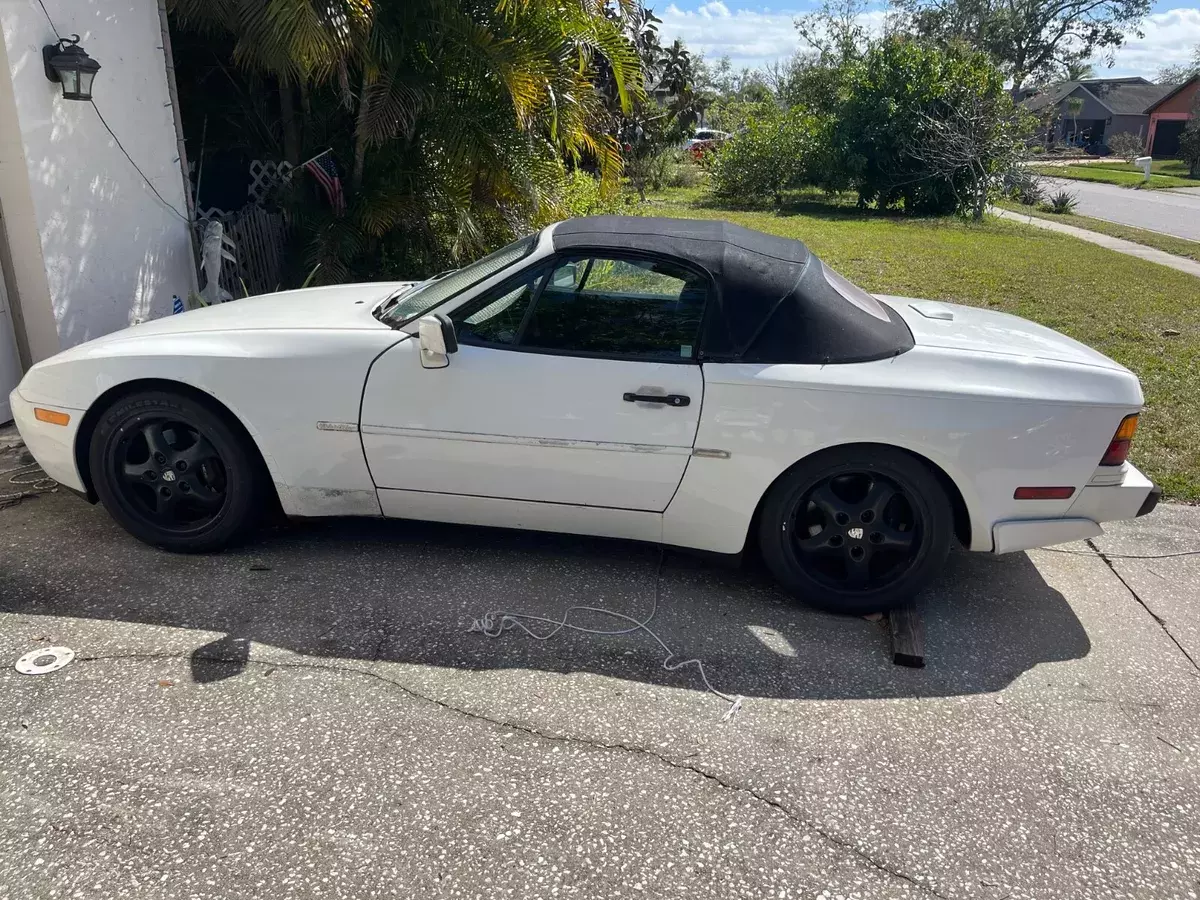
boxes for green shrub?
[558,170,624,219]
[625,148,701,194]
[666,152,703,188]
[1107,131,1145,164]
[710,108,831,205]
[1030,144,1045,154]
[1180,123,1200,178]
[832,38,1028,216]
[1043,190,1078,214]
[1004,168,1045,206]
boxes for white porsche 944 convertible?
[11,217,1158,613]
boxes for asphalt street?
[1041,176,1200,242]
[2,441,1199,899]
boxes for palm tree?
[1065,95,1085,145]
[169,0,643,280]
[1064,59,1096,81]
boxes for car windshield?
[377,234,538,324]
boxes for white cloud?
[698,1,731,18]
[658,3,1200,79]
[658,5,806,69]
[1094,8,1200,78]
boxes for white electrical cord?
[468,551,744,722]
[0,461,56,510]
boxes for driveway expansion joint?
[66,648,949,899]
[1086,539,1200,674]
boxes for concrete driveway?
[1041,176,1200,242]
[2,449,1199,899]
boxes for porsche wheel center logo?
[161,469,177,482]
[847,526,864,540]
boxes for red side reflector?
[1014,486,1076,500]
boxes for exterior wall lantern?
[42,35,101,101]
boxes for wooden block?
[889,603,925,668]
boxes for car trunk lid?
[879,296,1130,372]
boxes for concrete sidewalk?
[2,445,1199,899]
[993,206,1200,278]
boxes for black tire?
[89,390,262,552]
[758,446,953,615]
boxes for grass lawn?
[1086,159,1198,180]
[644,187,1200,501]
[1030,164,1197,189]
[993,200,1200,263]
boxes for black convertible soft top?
[552,217,913,364]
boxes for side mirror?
[418,313,458,369]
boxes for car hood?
[879,296,1130,373]
[83,282,417,345]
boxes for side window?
[449,265,546,346]
[521,256,707,361]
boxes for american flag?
[303,150,346,214]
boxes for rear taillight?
[1100,414,1139,466]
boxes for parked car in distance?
[10,217,1158,614]
[683,129,730,157]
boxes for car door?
[360,252,709,512]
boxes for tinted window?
[522,256,707,360]
[450,266,546,346]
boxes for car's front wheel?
[89,389,262,552]
[758,447,953,615]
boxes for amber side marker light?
[1100,413,1139,466]
[33,408,70,426]
[1014,486,1076,500]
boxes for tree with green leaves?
[831,36,1031,214]
[890,0,1151,91]
[1064,59,1096,80]
[169,0,642,281]
[1180,93,1200,178]
[1157,45,1200,85]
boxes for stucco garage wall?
[0,0,194,360]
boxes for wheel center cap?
[161,469,177,483]
[846,526,864,540]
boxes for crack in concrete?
[1087,539,1200,673]
[67,648,948,899]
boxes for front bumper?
[8,388,87,493]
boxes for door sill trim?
[376,488,664,544]
[360,423,692,456]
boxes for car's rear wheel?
[758,447,953,614]
[89,390,261,552]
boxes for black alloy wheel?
[111,418,228,530]
[791,472,919,591]
[90,390,261,552]
[759,447,953,614]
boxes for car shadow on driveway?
[0,497,1091,701]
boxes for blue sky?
[656,0,1200,79]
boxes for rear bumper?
[8,388,87,493]
[1137,484,1161,518]
[992,463,1157,554]
[1068,463,1155,524]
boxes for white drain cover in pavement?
[15,646,75,675]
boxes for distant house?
[1144,75,1199,157]
[1021,77,1179,150]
